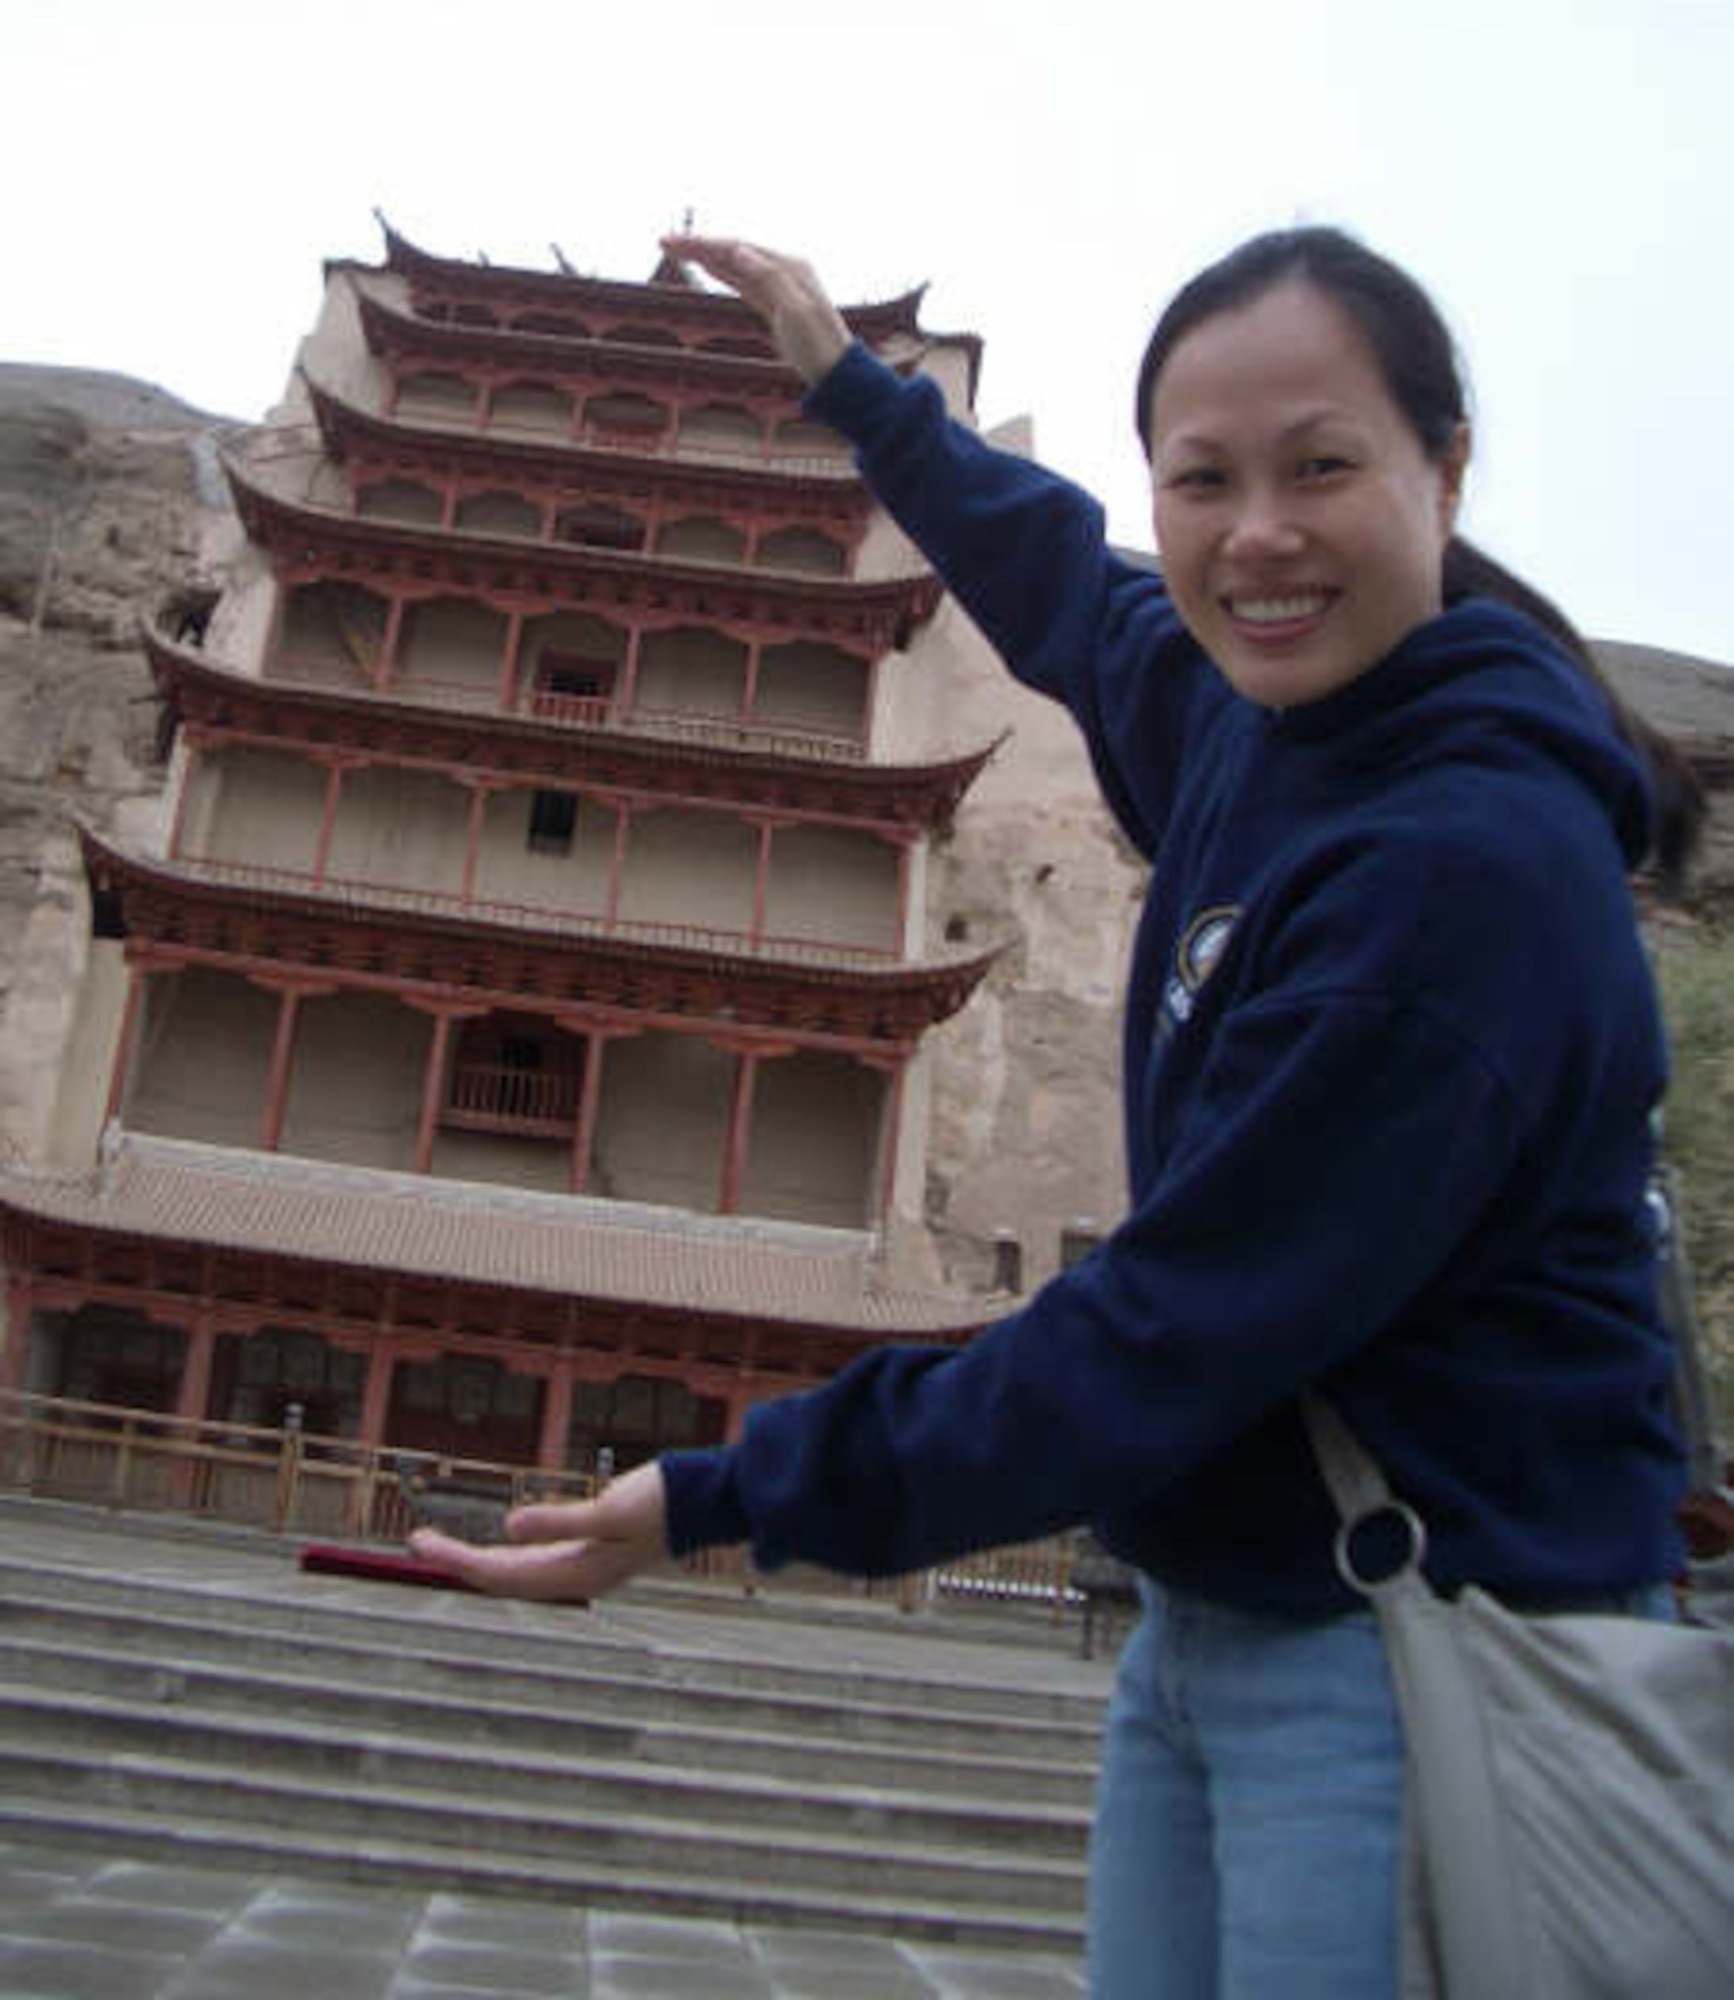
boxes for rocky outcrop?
[1596,638,1734,910]
[0,365,238,1157]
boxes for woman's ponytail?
[1442,536,1705,897]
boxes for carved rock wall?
[0,366,234,1158]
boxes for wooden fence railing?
[0,1388,1088,1622]
[0,1390,587,1545]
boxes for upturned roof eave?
[220,455,941,632]
[301,371,870,511]
[369,221,934,342]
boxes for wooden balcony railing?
[0,1389,1085,1625]
[0,1389,588,1545]
[172,854,900,968]
[444,1062,581,1130]
[269,650,870,763]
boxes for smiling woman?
[1145,281,1466,709]
[415,229,1709,2000]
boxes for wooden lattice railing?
[0,1388,1086,1622]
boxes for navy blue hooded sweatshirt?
[661,344,1686,1614]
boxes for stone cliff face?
[0,365,237,1157]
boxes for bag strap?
[1301,1392,1391,1522]
[1302,1393,1530,1999]
[1301,1394,1430,1595]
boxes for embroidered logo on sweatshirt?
[1163,905,1241,1028]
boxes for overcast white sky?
[8,0,1731,662]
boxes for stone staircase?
[0,1512,1109,1951]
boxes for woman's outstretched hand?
[660,235,852,387]
[409,1459,668,1603]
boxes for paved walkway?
[0,1500,1112,1996]
[0,1845,1087,1998]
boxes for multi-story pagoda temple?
[0,223,1013,1480]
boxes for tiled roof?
[0,1135,991,1337]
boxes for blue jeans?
[1086,1578,1678,1998]
[1087,1582,1404,2000]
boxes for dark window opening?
[554,507,646,552]
[527,790,579,855]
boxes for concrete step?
[0,1502,1109,1947]
[0,1553,1103,1738]
[0,1798,1080,1953]
[0,1629,1096,1807]
[0,1587,1099,1768]
[0,1738,1086,1919]
[0,1680,1090,1860]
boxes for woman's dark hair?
[1134,226,1703,894]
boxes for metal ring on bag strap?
[1332,1501,1429,1595]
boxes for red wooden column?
[537,1359,576,1473]
[103,957,151,1125]
[358,1339,397,1449]
[741,636,765,724]
[375,593,408,692]
[569,1033,607,1195]
[175,1310,217,1424]
[259,987,304,1153]
[1,1275,36,1393]
[745,815,796,945]
[457,779,503,906]
[252,977,337,1153]
[719,1050,760,1216]
[440,483,461,530]
[554,1019,636,1194]
[311,753,365,883]
[715,1041,792,1215]
[861,1049,909,1225]
[496,608,527,711]
[619,625,645,715]
[407,1001,488,1173]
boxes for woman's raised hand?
[408,1459,668,1603]
[660,236,852,387]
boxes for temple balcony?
[160,852,906,973]
[148,630,1001,837]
